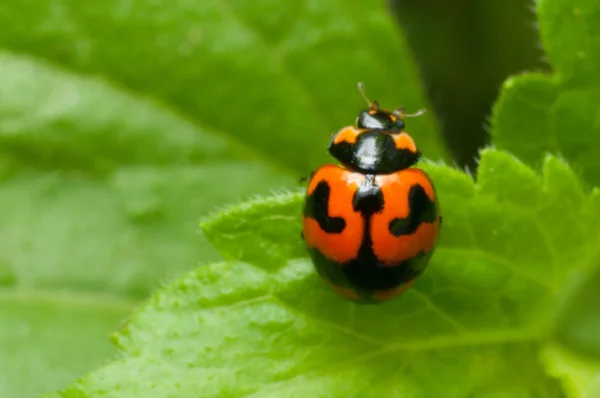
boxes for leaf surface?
[0,52,291,397]
[48,149,600,397]
[0,290,133,398]
[491,0,600,369]
[541,344,600,398]
[0,0,449,176]
[492,0,600,186]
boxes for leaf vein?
[437,247,558,294]
[272,296,385,347]
[239,327,539,398]
[408,288,469,332]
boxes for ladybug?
[301,83,441,304]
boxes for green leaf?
[0,289,134,398]
[541,344,600,398]
[0,0,449,176]
[553,254,600,360]
[492,0,600,186]
[49,148,600,397]
[201,190,306,273]
[492,0,600,366]
[0,52,241,173]
[0,52,293,296]
[0,52,292,397]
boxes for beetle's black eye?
[394,118,405,131]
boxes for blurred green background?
[393,0,548,167]
[0,0,556,397]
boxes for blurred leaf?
[0,166,290,296]
[0,0,449,176]
[541,344,600,398]
[47,148,600,397]
[0,289,133,398]
[0,53,292,397]
[553,254,600,360]
[0,52,240,173]
[492,0,600,368]
[0,52,294,296]
[492,0,600,186]
[392,0,548,167]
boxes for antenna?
[357,82,379,110]
[394,107,427,118]
[404,109,427,118]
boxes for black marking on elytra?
[350,175,383,275]
[309,247,431,303]
[329,129,419,174]
[307,176,433,303]
[352,175,384,215]
[389,184,437,237]
[303,180,345,233]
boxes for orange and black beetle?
[301,83,441,304]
